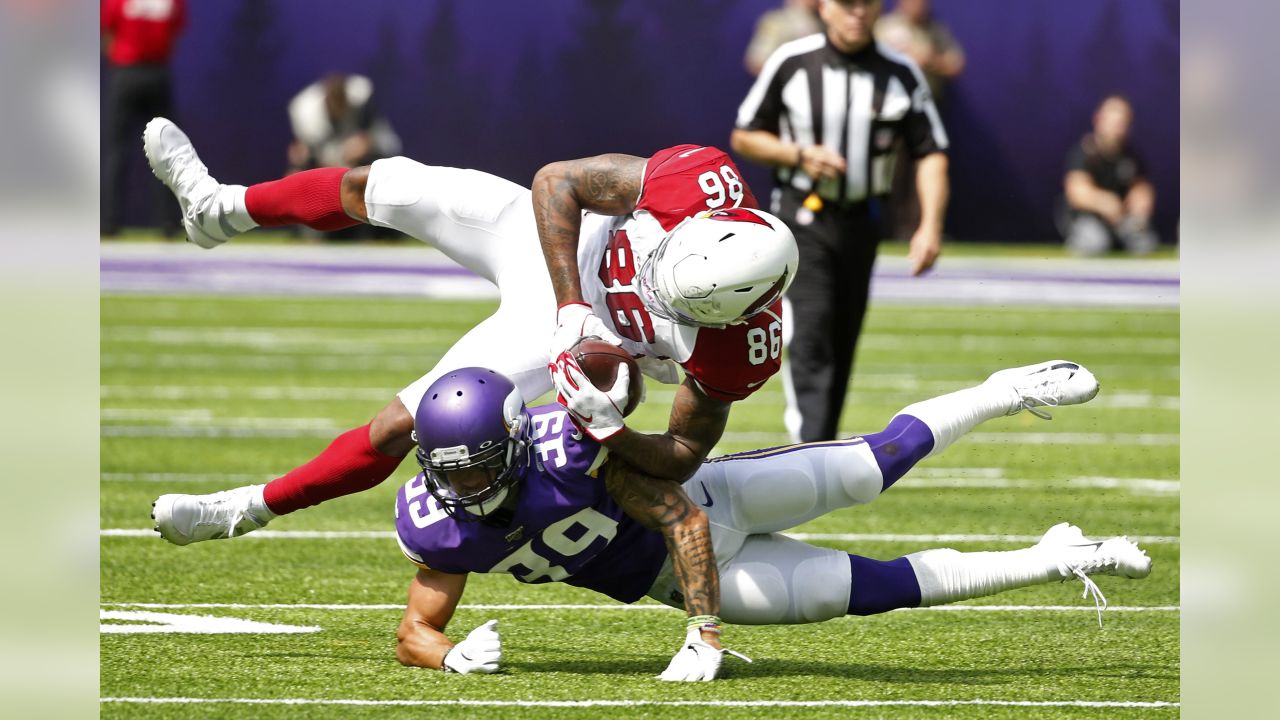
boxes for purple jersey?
[394,404,669,603]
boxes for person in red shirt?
[101,0,186,236]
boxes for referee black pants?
[102,63,178,235]
[775,191,880,442]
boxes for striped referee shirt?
[736,33,948,204]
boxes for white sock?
[246,484,276,522]
[219,184,259,233]
[897,384,1019,459]
[906,547,1064,606]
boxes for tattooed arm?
[604,457,721,649]
[602,376,731,482]
[534,154,729,481]
[531,154,646,305]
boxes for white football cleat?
[143,117,250,248]
[985,360,1099,419]
[1035,522,1152,626]
[152,485,274,546]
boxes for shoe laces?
[1017,375,1064,420]
[1060,542,1117,628]
[1069,566,1109,628]
[199,490,257,539]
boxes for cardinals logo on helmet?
[702,207,774,229]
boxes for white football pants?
[645,438,885,624]
[363,157,559,413]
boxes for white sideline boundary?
[100,697,1180,709]
[100,528,1182,544]
[100,602,1180,613]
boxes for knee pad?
[719,537,851,625]
[790,552,854,622]
[720,561,790,625]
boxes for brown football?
[569,337,644,417]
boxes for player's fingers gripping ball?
[550,339,643,441]
[549,302,624,358]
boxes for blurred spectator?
[875,0,964,102]
[875,0,963,240]
[743,0,824,76]
[1060,95,1158,256]
[287,74,400,174]
[101,0,186,237]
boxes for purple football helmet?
[413,367,531,520]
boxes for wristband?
[686,614,722,630]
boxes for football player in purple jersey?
[393,363,1152,681]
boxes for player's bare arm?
[601,377,731,482]
[531,154,646,305]
[603,459,721,650]
[396,568,467,669]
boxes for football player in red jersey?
[143,118,798,666]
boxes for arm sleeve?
[736,51,789,133]
[900,65,949,158]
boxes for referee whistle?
[803,192,824,213]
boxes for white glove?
[549,302,623,358]
[550,352,631,441]
[635,355,682,385]
[658,626,751,682]
[441,619,502,674]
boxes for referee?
[731,0,950,443]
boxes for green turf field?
[100,294,1179,718]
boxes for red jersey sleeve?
[636,145,759,231]
[680,300,783,402]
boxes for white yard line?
[100,601,1180,613]
[100,697,1180,709]
[100,528,1181,544]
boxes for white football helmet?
[637,207,798,328]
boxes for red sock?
[262,424,405,514]
[244,167,361,232]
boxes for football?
[569,337,644,416]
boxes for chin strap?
[480,484,522,528]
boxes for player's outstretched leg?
[873,359,1100,488]
[701,360,1101,536]
[715,523,1149,626]
[144,117,363,248]
[153,407,410,546]
[866,523,1151,626]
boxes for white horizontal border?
[100,528,1182,544]
[100,697,1179,709]
[101,602,1180,612]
